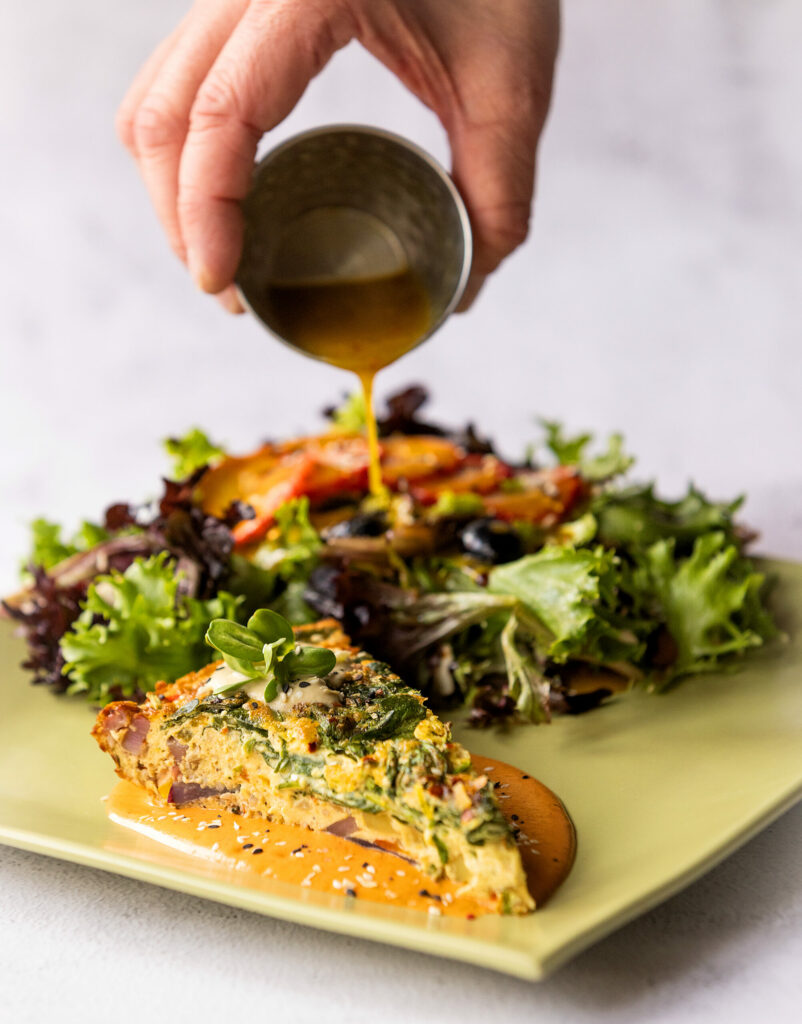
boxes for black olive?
[458,518,523,564]
[325,511,388,539]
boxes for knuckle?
[476,201,532,267]
[132,94,184,153]
[176,182,205,223]
[191,68,240,129]
[115,106,136,153]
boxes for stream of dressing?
[263,267,432,497]
[105,755,575,917]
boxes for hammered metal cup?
[235,125,472,357]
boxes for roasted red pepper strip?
[232,453,316,546]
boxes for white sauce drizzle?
[203,664,342,709]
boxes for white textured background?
[1,1,800,1020]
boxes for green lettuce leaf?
[592,483,743,555]
[389,547,647,720]
[327,391,366,432]
[488,547,646,665]
[23,517,110,575]
[542,421,634,481]
[60,553,240,703]
[428,491,485,519]
[243,498,322,623]
[499,614,551,722]
[639,532,774,682]
[164,427,225,479]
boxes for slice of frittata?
[92,618,534,914]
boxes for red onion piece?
[121,715,150,754]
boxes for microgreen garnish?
[205,609,336,703]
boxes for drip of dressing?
[262,267,432,498]
[105,755,576,917]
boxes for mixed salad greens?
[4,386,775,724]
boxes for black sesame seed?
[511,814,519,821]
[207,823,221,829]
[252,848,263,855]
[299,681,311,688]
[242,843,253,849]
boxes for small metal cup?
[235,125,472,358]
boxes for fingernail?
[187,249,213,293]
[218,286,246,315]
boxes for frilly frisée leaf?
[641,532,775,684]
[164,427,225,480]
[60,554,241,703]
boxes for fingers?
[116,21,186,156]
[178,0,355,294]
[120,2,250,262]
[449,115,537,311]
[217,284,247,314]
[351,0,559,311]
[448,73,553,309]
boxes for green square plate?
[1,559,800,980]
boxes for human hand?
[117,0,560,313]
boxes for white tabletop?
[2,2,801,1020]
